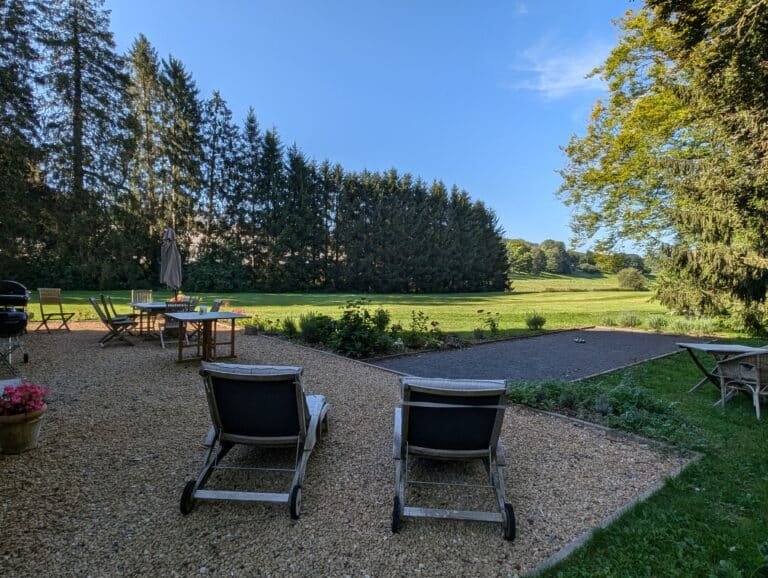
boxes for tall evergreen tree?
[0,0,42,280]
[201,90,239,238]
[233,107,263,280]
[159,55,202,237]
[37,0,129,284]
[257,128,285,287]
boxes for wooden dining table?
[162,311,250,362]
[128,301,169,337]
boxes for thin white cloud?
[514,2,529,15]
[509,38,612,99]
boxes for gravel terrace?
[373,328,708,381]
[0,324,689,577]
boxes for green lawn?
[536,351,768,576]
[49,273,665,337]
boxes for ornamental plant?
[0,382,49,416]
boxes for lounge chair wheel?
[503,503,516,541]
[289,485,302,520]
[23,353,28,363]
[391,496,401,533]
[180,480,196,515]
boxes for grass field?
[536,349,768,576]
[49,273,668,337]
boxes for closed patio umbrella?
[160,228,183,292]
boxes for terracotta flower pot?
[0,404,46,454]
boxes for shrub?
[600,315,617,327]
[473,327,485,340]
[332,299,392,358]
[506,378,705,449]
[299,312,337,344]
[477,309,500,335]
[617,267,647,290]
[281,317,298,338]
[404,310,440,348]
[578,263,600,274]
[668,318,693,335]
[526,312,546,330]
[616,311,642,328]
[646,314,668,332]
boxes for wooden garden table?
[163,311,250,362]
[677,342,767,403]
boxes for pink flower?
[0,382,48,416]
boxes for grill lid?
[0,280,30,307]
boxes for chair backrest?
[131,289,153,304]
[210,299,223,312]
[39,288,65,316]
[199,362,308,443]
[100,294,119,320]
[163,300,189,328]
[89,297,110,326]
[400,377,507,456]
[188,296,199,310]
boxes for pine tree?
[201,90,240,238]
[0,0,42,279]
[37,0,129,283]
[257,128,285,288]
[234,107,263,281]
[159,55,203,237]
[126,35,163,232]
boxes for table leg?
[202,320,212,361]
[684,348,720,391]
[177,320,185,362]
[230,319,236,358]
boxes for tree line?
[506,239,647,275]
[559,0,768,332]
[0,0,508,292]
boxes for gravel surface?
[0,324,689,576]
[373,328,708,381]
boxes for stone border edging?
[526,451,703,577]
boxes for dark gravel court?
[372,328,708,381]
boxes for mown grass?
[534,351,768,576]
[49,273,666,338]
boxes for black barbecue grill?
[0,280,30,373]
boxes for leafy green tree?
[540,239,571,274]
[559,4,768,327]
[506,239,533,273]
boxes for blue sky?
[105,0,634,247]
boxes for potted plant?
[0,379,49,454]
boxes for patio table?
[677,342,767,402]
[163,311,250,362]
[128,301,169,337]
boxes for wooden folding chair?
[35,288,74,333]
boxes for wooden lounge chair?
[392,376,516,540]
[35,288,74,333]
[89,297,136,347]
[180,363,330,519]
[717,352,768,419]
